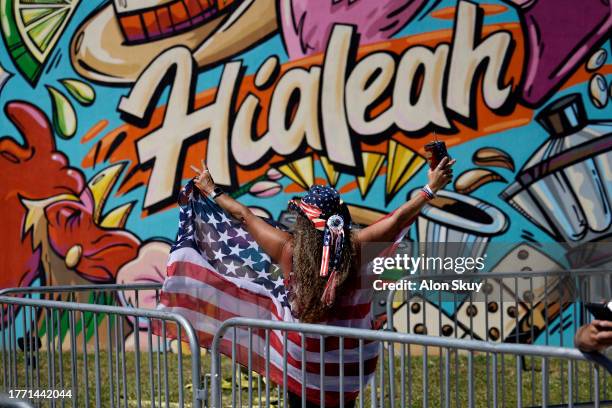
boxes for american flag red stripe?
[155,181,410,406]
[320,244,330,276]
[299,201,327,229]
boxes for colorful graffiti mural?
[1,0,611,350]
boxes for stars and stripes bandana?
[288,185,353,305]
[154,180,382,406]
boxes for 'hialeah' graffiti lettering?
[119,1,513,208]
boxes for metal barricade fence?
[382,268,612,407]
[384,269,611,345]
[0,295,203,408]
[2,277,611,407]
[210,317,612,408]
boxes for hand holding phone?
[586,302,612,325]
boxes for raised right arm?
[191,161,291,264]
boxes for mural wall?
[1,0,611,349]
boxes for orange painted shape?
[156,8,174,34]
[169,1,190,25]
[118,15,144,40]
[198,0,212,10]
[218,0,234,10]
[338,180,359,195]
[184,0,203,18]
[80,120,108,144]
[142,10,162,38]
[432,4,508,20]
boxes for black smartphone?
[424,141,450,169]
[586,302,612,321]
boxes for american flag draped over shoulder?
[156,180,408,406]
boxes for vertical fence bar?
[1,304,6,390]
[593,365,600,408]
[388,341,395,408]
[177,326,184,408]
[541,358,548,408]
[339,336,345,408]
[119,315,128,408]
[1,305,5,390]
[81,311,90,408]
[27,304,33,390]
[530,279,535,406]
[516,355,522,408]
[301,332,305,408]
[69,310,77,408]
[162,321,169,408]
[155,290,161,408]
[283,330,288,408]
[114,313,120,408]
[438,291,443,408]
[108,316,115,408]
[265,330,271,408]
[93,313,101,408]
[57,308,65,408]
[21,308,28,390]
[468,350,474,408]
[423,345,428,408]
[45,308,53,399]
[148,323,155,408]
[400,342,405,408]
[568,360,573,408]
[444,348,450,408]
[379,342,384,408]
[248,327,253,408]
[359,338,364,408]
[370,347,376,408]
[231,327,237,408]
[11,305,17,390]
[135,315,142,408]
[27,304,34,390]
[33,304,40,394]
[492,352,498,408]
[320,334,325,408]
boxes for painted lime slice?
[60,78,95,105]
[0,0,80,85]
[20,7,54,25]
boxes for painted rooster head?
[0,101,140,291]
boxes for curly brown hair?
[289,212,358,323]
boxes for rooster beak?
[87,163,133,227]
[101,201,134,228]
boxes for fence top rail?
[0,283,163,296]
[212,317,594,362]
[1,295,176,322]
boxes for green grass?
[3,350,612,407]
